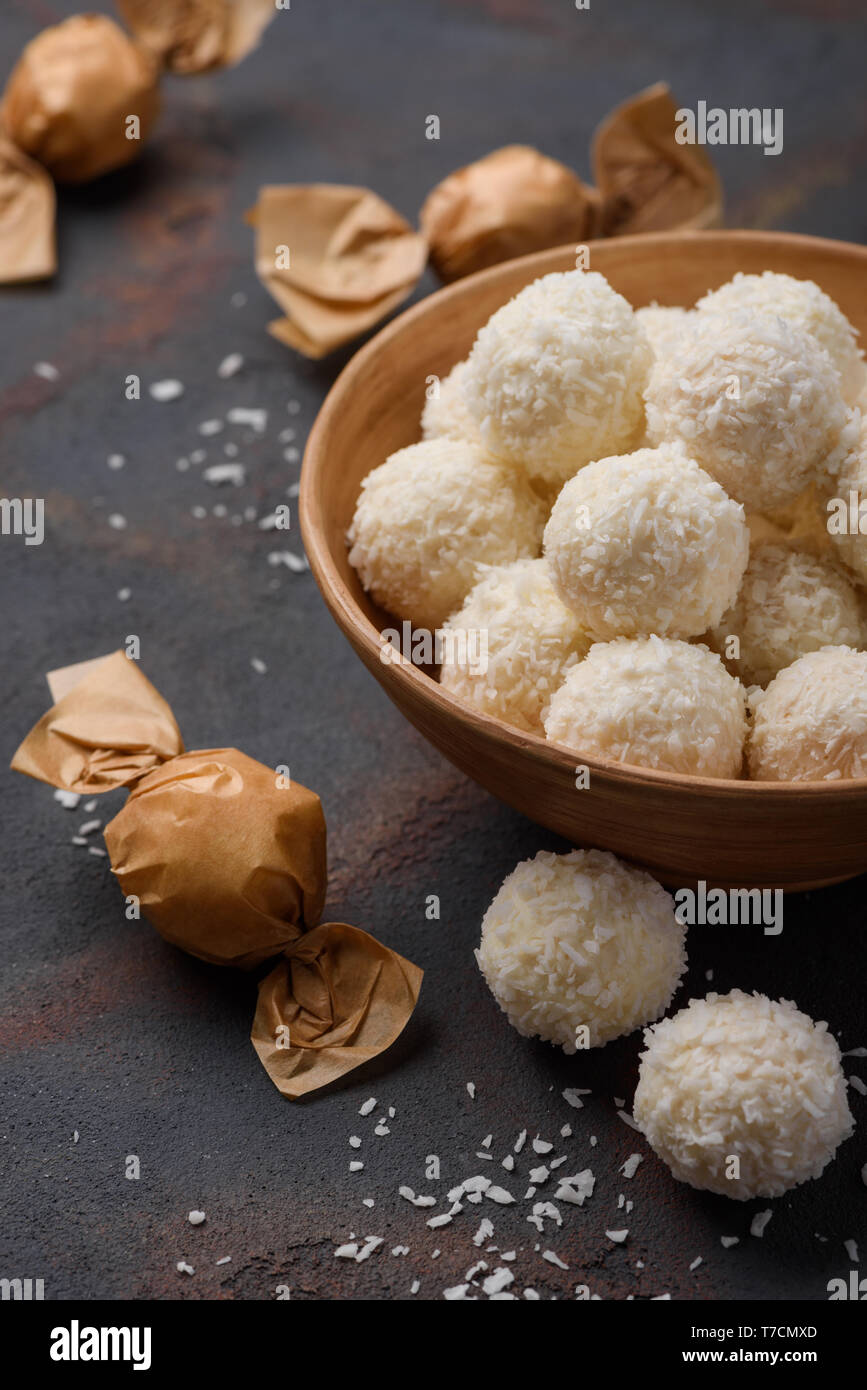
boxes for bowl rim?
[301,228,867,798]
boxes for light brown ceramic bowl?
[301,230,867,891]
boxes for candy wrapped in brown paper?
[248,185,428,358]
[12,651,422,1095]
[592,82,722,236]
[2,15,161,184]
[0,137,56,284]
[420,146,601,283]
[115,0,277,75]
[256,82,723,355]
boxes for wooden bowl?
[301,230,867,891]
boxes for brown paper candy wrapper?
[12,651,422,1095]
[256,82,723,356]
[252,923,423,1099]
[116,0,276,75]
[105,747,326,968]
[247,184,428,358]
[592,82,722,236]
[0,136,56,284]
[420,145,601,283]
[2,15,161,185]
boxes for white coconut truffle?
[697,271,865,403]
[476,849,687,1051]
[645,312,847,512]
[439,559,591,733]
[543,445,749,641]
[634,990,854,1200]
[635,303,693,360]
[544,637,747,778]
[823,410,867,586]
[748,645,867,781]
[706,544,865,688]
[347,439,545,631]
[420,359,480,443]
[463,270,652,488]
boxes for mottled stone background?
[1,0,864,1300]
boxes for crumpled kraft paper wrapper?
[420,145,601,283]
[255,83,722,356]
[104,746,327,968]
[11,650,183,793]
[12,651,422,1095]
[592,82,722,236]
[2,15,161,184]
[116,0,278,75]
[248,184,428,358]
[252,923,424,1099]
[0,136,56,283]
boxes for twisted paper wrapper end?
[11,650,184,793]
[11,651,423,1097]
[252,923,424,1099]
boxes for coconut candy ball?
[543,445,749,642]
[706,543,865,689]
[347,439,545,632]
[644,312,847,512]
[439,558,591,733]
[420,359,480,444]
[462,269,652,489]
[748,645,867,781]
[544,637,747,778]
[634,991,854,1200]
[822,410,867,587]
[635,304,693,361]
[697,271,866,404]
[476,849,687,1051]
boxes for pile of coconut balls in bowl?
[347,266,865,1201]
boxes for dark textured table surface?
[1,0,865,1302]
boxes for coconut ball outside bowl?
[633,990,854,1200]
[300,230,867,889]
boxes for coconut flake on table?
[267,550,308,572]
[217,353,244,379]
[54,790,81,809]
[555,1171,595,1206]
[227,407,267,432]
[34,361,60,381]
[107,453,125,470]
[150,379,184,402]
[203,463,245,486]
[542,1250,568,1269]
[562,1088,590,1110]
